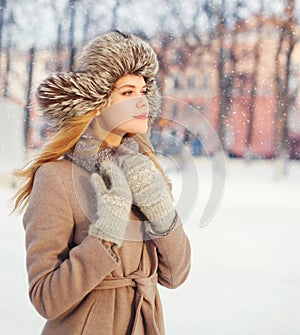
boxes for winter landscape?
[1,155,299,335]
[1,0,300,334]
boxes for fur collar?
[65,131,140,174]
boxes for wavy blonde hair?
[12,110,168,213]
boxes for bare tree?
[0,0,7,95]
[151,0,206,133]
[51,1,69,72]
[244,6,264,159]
[68,0,78,71]
[2,9,14,97]
[24,46,35,148]
[274,0,297,177]
[82,0,96,43]
[0,0,6,53]
[215,0,238,152]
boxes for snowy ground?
[1,157,300,335]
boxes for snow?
[0,192,44,334]
[1,157,299,334]
[0,100,25,175]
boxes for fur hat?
[36,31,161,129]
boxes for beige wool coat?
[23,159,191,335]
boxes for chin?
[135,124,148,134]
[134,126,148,134]
[128,127,148,135]
[121,120,148,134]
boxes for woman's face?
[97,74,150,135]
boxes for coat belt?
[95,270,160,334]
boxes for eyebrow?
[115,84,147,90]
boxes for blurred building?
[1,14,300,159]
[153,14,300,159]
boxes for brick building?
[153,16,300,159]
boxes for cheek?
[98,97,149,131]
[99,108,130,131]
[110,95,124,105]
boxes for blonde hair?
[12,110,98,213]
[12,112,169,213]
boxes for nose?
[136,96,148,108]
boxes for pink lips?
[133,113,148,120]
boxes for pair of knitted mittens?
[88,138,176,247]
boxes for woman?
[13,31,191,335]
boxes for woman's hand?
[115,138,176,235]
[89,160,132,247]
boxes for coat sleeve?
[151,216,191,289]
[23,163,119,320]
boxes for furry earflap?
[37,72,108,128]
[37,31,161,129]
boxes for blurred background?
[0,0,300,334]
[0,0,300,167]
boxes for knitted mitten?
[89,160,132,247]
[115,138,176,235]
[114,137,140,167]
